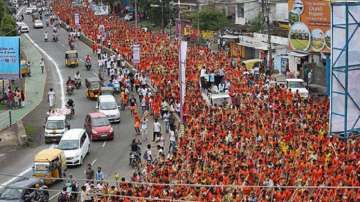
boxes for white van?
[97,95,121,123]
[57,129,90,166]
[286,79,309,98]
[44,115,69,143]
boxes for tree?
[0,0,16,36]
[1,14,16,36]
[188,6,230,31]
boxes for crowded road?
[0,7,142,199]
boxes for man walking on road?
[153,118,161,142]
[48,88,55,108]
[40,58,45,74]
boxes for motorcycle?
[52,34,58,42]
[85,61,91,70]
[66,84,74,96]
[66,104,75,119]
[129,151,141,169]
[113,80,120,94]
[24,185,49,202]
[75,79,81,89]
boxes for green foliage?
[0,0,16,36]
[248,14,264,33]
[188,7,230,31]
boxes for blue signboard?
[0,37,20,80]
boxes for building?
[235,0,288,25]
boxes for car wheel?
[79,156,83,166]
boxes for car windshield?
[58,140,79,150]
[90,82,100,89]
[46,120,64,130]
[288,81,305,88]
[92,117,110,127]
[0,188,22,200]
[100,102,117,110]
[33,163,49,174]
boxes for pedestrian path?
[0,36,46,131]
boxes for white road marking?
[91,159,97,166]
[102,142,106,147]
[49,192,60,201]
[24,34,66,108]
[1,29,67,187]
[0,167,32,187]
[16,7,25,17]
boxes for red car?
[84,112,114,141]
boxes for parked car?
[84,112,114,141]
[124,13,134,21]
[33,19,43,28]
[286,78,309,98]
[57,129,90,166]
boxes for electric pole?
[266,0,272,73]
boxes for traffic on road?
[1,0,359,201]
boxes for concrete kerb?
[0,35,47,146]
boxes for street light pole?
[161,0,164,32]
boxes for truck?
[44,109,71,144]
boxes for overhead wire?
[0,185,196,202]
[0,172,359,190]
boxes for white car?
[33,19,44,28]
[57,129,90,166]
[286,78,309,98]
[25,7,33,14]
[97,95,121,123]
[16,22,29,33]
[124,13,134,21]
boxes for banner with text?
[0,37,20,80]
[288,0,331,53]
[179,41,187,122]
[132,44,140,65]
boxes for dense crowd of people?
[53,0,360,201]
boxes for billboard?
[288,0,331,53]
[0,37,20,80]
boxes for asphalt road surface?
[0,10,142,199]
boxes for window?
[80,133,86,147]
[237,3,244,18]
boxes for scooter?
[66,84,74,96]
[113,80,120,94]
[85,61,91,70]
[129,151,141,169]
[66,104,75,119]
[75,79,81,89]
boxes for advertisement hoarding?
[0,37,20,80]
[288,0,331,53]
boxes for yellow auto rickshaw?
[65,50,79,67]
[85,77,102,100]
[241,59,263,70]
[32,148,66,185]
[21,60,31,77]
